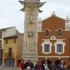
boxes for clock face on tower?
[28,31,33,37]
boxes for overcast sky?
[0,0,70,33]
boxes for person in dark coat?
[49,61,56,70]
[67,62,70,70]
[55,59,61,68]
[57,60,65,70]
[24,60,34,70]
[35,61,42,70]
[41,60,45,70]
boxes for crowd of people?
[17,59,70,70]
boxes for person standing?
[67,62,70,70]
[43,60,50,70]
[19,59,24,70]
[24,60,34,70]
[49,61,56,70]
[35,61,42,70]
[57,60,65,70]
[63,65,68,70]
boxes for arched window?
[45,30,49,36]
[57,29,62,36]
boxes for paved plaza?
[0,66,19,70]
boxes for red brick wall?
[38,15,70,65]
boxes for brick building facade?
[38,15,70,65]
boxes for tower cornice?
[19,1,46,12]
[19,1,46,7]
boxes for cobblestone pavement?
[0,66,19,70]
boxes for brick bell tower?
[19,0,45,63]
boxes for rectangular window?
[8,48,12,56]
[14,39,16,43]
[0,32,2,38]
[44,44,50,52]
[6,40,8,44]
[0,41,2,48]
[57,44,63,52]
[0,50,3,58]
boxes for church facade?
[38,14,70,65]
